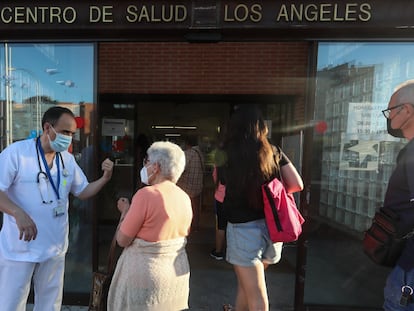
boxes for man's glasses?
[382,103,405,119]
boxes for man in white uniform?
[0,106,114,311]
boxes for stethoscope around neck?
[35,137,68,203]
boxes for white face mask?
[140,165,153,185]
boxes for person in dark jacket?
[221,105,303,311]
[382,80,414,310]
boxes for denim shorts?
[226,219,283,266]
[384,265,414,311]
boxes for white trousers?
[0,252,65,311]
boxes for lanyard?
[36,137,61,201]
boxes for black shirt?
[222,146,289,224]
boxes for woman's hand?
[117,197,130,215]
[115,197,134,247]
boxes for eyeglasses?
[382,103,406,119]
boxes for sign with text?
[0,1,403,28]
[346,102,384,135]
[101,118,126,137]
[1,1,413,39]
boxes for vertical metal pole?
[0,44,5,150]
[36,80,40,135]
[4,43,12,146]
[294,41,318,311]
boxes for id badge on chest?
[53,200,65,217]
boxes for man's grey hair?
[147,141,186,183]
[394,79,414,104]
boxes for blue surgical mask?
[48,126,72,152]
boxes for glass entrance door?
[96,96,301,310]
[305,42,414,309]
[0,43,96,297]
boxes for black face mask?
[387,118,405,138]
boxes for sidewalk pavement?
[27,212,296,311]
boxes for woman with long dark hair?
[222,105,303,311]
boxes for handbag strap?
[106,221,121,275]
[264,182,283,232]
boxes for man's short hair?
[42,106,75,128]
[393,79,414,104]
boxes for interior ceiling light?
[165,133,181,137]
[152,125,174,129]
[174,126,197,130]
[152,125,197,130]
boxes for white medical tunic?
[0,138,89,262]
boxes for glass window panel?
[306,42,412,308]
[0,47,5,151]
[0,43,95,294]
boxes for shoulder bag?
[262,177,305,243]
[88,225,119,311]
[363,206,414,267]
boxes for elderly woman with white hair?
[107,141,193,311]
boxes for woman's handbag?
[88,227,119,311]
[363,206,414,267]
[89,271,111,311]
[262,177,305,243]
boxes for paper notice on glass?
[102,118,126,136]
[339,135,379,171]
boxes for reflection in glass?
[306,42,414,308]
[2,43,94,142]
[0,43,95,295]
